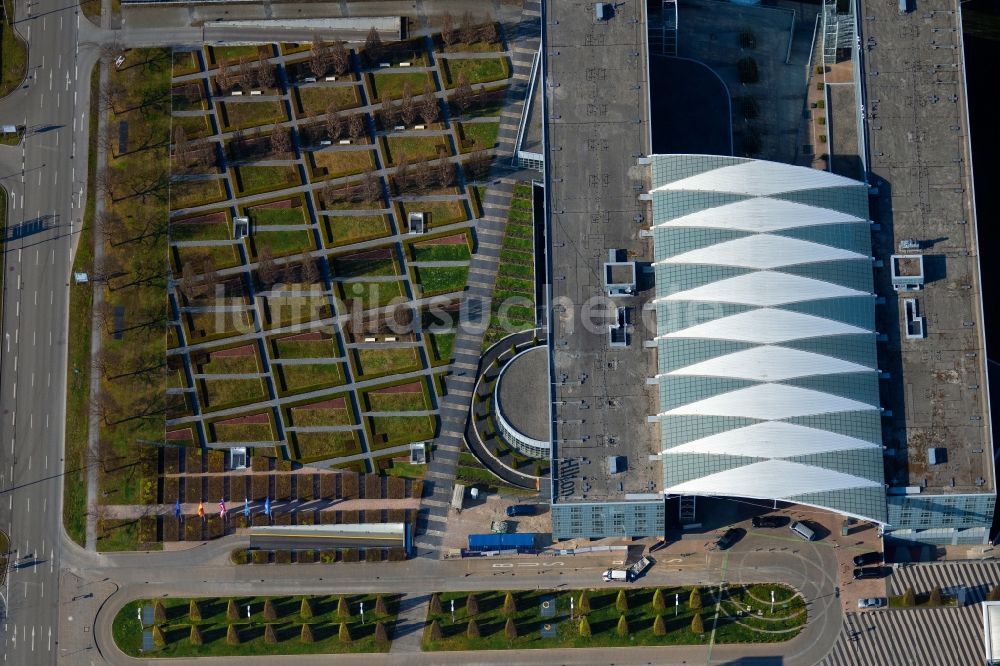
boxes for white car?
[857,597,886,609]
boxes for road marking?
[516,562,539,567]
[26,498,29,513]
[35,249,39,265]
[491,563,513,568]
[48,71,52,91]
[56,94,60,109]
[47,628,51,651]
[53,171,57,186]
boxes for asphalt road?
[0,1,98,662]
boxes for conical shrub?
[299,597,313,620]
[188,599,202,622]
[337,595,351,619]
[226,599,239,621]
[578,590,591,614]
[264,623,278,644]
[929,586,942,605]
[653,613,666,636]
[502,592,517,616]
[465,593,479,616]
[579,616,591,637]
[227,624,241,645]
[615,589,629,612]
[152,624,166,648]
[429,593,442,614]
[902,587,916,607]
[616,614,629,637]
[374,620,389,643]
[339,622,352,644]
[652,589,665,612]
[189,624,203,646]
[504,617,517,640]
[263,599,277,621]
[691,612,704,634]
[429,619,443,640]
[300,623,314,644]
[375,594,388,616]
[153,600,167,624]
[689,587,702,610]
[466,618,480,638]
[989,586,1000,602]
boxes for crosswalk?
[820,606,983,666]
[889,561,1000,604]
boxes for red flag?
[197,501,205,518]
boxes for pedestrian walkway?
[387,593,430,654]
[819,606,982,666]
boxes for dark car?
[715,528,743,550]
[751,515,783,528]
[853,551,883,567]
[853,567,884,580]
[506,504,536,517]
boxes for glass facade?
[886,494,996,545]
[551,501,665,540]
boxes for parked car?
[752,515,783,528]
[857,597,886,609]
[715,528,743,550]
[853,567,884,580]
[506,504,536,517]
[853,551,883,567]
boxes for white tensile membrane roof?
[650,154,886,523]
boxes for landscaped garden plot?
[332,248,399,278]
[195,344,260,374]
[295,85,361,116]
[185,310,255,343]
[172,83,208,112]
[427,332,455,366]
[170,210,232,241]
[352,346,423,379]
[172,50,201,76]
[171,243,242,272]
[172,114,214,140]
[276,362,347,395]
[206,44,266,66]
[287,395,354,427]
[270,329,341,359]
[259,293,328,328]
[368,415,436,448]
[383,135,450,165]
[199,376,268,411]
[250,229,315,258]
[308,150,374,180]
[210,412,276,443]
[363,380,431,412]
[293,431,362,462]
[113,594,399,657]
[338,280,406,311]
[170,178,227,210]
[443,58,510,87]
[450,84,508,119]
[322,215,392,247]
[457,122,499,153]
[243,197,308,226]
[408,233,471,261]
[423,585,805,651]
[219,100,288,131]
[483,183,536,349]
[399,200,468,228]
[413,266,468,297]
[369,71,435,100]
[234,165,301,195]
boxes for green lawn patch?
[170,178,227,210]
[235,165,301,195]
[287,398,354,427]
[172,113,213,140]
[443,58,510,87]
[409,237,471,262]
[185,309,255,343]
[220,100,287,130]
[199,377,268,411]
[293,431,362,462]
[171,243,242,272]
[309,150,374,180]
[211,419,275,443]
[339,280,405,310]
[196,349,259,374]
[208,45,263,65]
[332,252,398,278]
[400,200,468,228]
[369,415,436,448]
[457,122,499,154]
[295,85,361,116]
[364,381,431,412]
[246,201,307,226]
[172,50,201,77]
[323,215,391,247]
[170,215,232,242]
[482,184,536,349]
[353,347,423,379]
[370,71,434,99]
[414,266,468,296]
[260,293,328,329]
[276,362,347,395]
[427,332,455,366]
[249,229,315,257]
[384,135,450,164]
[270,330,341,359]
[113,595,398,657]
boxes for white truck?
[603,555,655,583]
[602,568,629,582]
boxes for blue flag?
[174,498,181,518]
[244,497,250,518]
[264,496,271,517]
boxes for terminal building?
[536,1,995,544]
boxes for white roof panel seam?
[651,160,862,197]
[657,271,870,306]
[656,234,866,269]
[665,345,875,380]
[661,383,878,420]
[650,196,866,232]
[656,308,873,343]
[661,421,880,457]
[663,460,882,497]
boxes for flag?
[243,497,250,518]
[197,501,205,518]
[264,496,271,517]
[219,498,226,518]
[174,498,181,518]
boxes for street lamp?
[675,592,679,616]
[770,590,775,615]
[450,598,455,624]
[360,601,365,625]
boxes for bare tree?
[435,156,455,187]
[416,163,434,191]
[393,156,411,194]
[400,82,417,126]
[96,167,116,201]
[330,41,350,76]
[201,258,220,299]
[99,79,127,114]
[182,83,201,105]
[379,93,397,129]
[420,84,439,125]
[215,58,234,92]
[300,250,319,284]
[479,14,499,44]
[173,124,191,168]
[270,123,291,156]
[322,181,342,207]
[452,73,473,113]
[325,104,344,140]
[441,12,455,48]
[238,56,256,90]
[94,301,116,337]
[179,261,199,300]
[464,150,492,182]
[96,253,124,284]
[364,26,383,63]
[309,35,329,78]
[460,11,477,45]
[348,114,365,141]
[99,210,126,246]
[361,168,381,204]
[472,84,487,110]
[256,52,275,89]
[257,247,278,287]
[95,391,122,426]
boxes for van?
[603,569,629,582]
[506,504,536,517]
[789,521,816,541]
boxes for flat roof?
[544,0,659,502]
[864,0,994,495]
[497,347,549,443]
